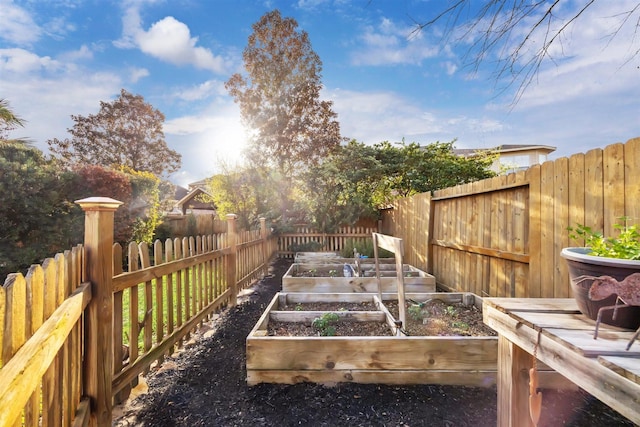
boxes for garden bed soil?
[267,319,394,336]
[112,258,636,427]
[386,299,498,337]
[269,299,495,337]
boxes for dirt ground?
[112,258,637,427]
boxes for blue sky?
[1,0,639,187]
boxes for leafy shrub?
[340,238,393,258]
[568,217,640,260]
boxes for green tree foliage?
[47,89,182,177]
[0,142,78,280]
[226,10,341,217]
[372,140,496,206]
[127,169,162,243]
[0,98,25,140]
[68,165,134,243]
[300,140,496,231]
[204,163,280,230]
[300,140,381,232]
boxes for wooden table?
[483,298,640,426]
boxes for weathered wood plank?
[484,298,578,313]
[247,336,498,371]
[269,311,386,323]
[598,355,640,384]
[497,335,533,427]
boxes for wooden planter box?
[246,292,497,386]
[282,263,436,293]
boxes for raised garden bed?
[246,292,498,386]
[282,263,436,293]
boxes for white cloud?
[59,44,93,61]
[327,88,508,146]
[0,48,122,151]
[351,18,439,66]
[443,61,457,75]
[115,4,228,73]
[129,67,149,83]
[0,0,42,45]
[0,48,62,73]
[171,80,228,102]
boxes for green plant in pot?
[561,217,640,329]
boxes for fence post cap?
[226,214,237,220]
[75,197,123,211]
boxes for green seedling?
[312,312,340,336]
[408,304,425,321]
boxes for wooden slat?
[0,282,91,427]
[25,265,45,427]
[127,241,140,371]
[553,157,570,298]
[624,137,640,222]
[269,311,386,322]
[139,242,154,374]
[603,143,626,235]
[598,355,640,383]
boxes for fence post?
[226,214,238,306]
[260,217,268,271]
[76,197,122,427]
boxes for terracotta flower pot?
[561,247,640,329]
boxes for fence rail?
[0,205,274,427]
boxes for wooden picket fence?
[277,225,379,258]
[0,203,275,427]
[382,137,640,299]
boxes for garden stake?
[529,329,543,426]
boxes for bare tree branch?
[411,0,639,104]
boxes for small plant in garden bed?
[568,217,640,260]
[312,312,340,336]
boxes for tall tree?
[225,10,341,217]
[48,89,182,177]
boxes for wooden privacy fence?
[277,225,379,258]
[0,200,275,427]
[383,137,640,299]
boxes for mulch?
[112,258,637,426]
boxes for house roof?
[453,144,556,157]
[174,185,215,214]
